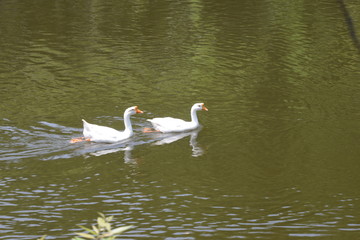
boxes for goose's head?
[125,106,144,116]
[192,103,208,111]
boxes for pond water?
[1,0,360,239]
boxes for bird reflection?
[85,145,137,164]
[123,146,136,164]
[72,129,205,161]
[189,131,204,157]
[151,129,204,157]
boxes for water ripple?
[0,118,206,162]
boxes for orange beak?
[135,106,143,114]
[202,104,208,111]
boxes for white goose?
[145,103,208,133]
[71,106,143,143]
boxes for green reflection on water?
[0,0,360,239]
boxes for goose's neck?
[190,108,199,125]
[123,112,133,134]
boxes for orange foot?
[70,137,91,143]
[143,127,161,133]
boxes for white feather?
[147,103,208,133]
[81,106,142,143]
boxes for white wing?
[82,120,125,142]
[148,117,195,133]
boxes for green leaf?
[97,217,106,227]
[104,222,112,232]
[102,232,113,238]
[106,216,114,222]
[104,237,116,240]
[92,225,99,235]
[77,225,96,235]
[97,212,106,219]
[37,235,47,240]
[110,225,133,235]
[102,237,115,240]
[75,232,96,239]
[72,237,85,240]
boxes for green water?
[1,0,360,239]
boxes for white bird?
[145,103,208,133]
[70,106,143,143]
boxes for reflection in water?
[123,146,135,164]
[150,128,204,157]
[189,130,204,157]
[76,129,205,160]
[0,118,203,162]
[88,145,137,164]
[0,120,143,162]
[1,0,360,239]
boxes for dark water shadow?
[337,0,360,52]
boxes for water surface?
[1,0,360,239]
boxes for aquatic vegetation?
[37,213,132,240]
